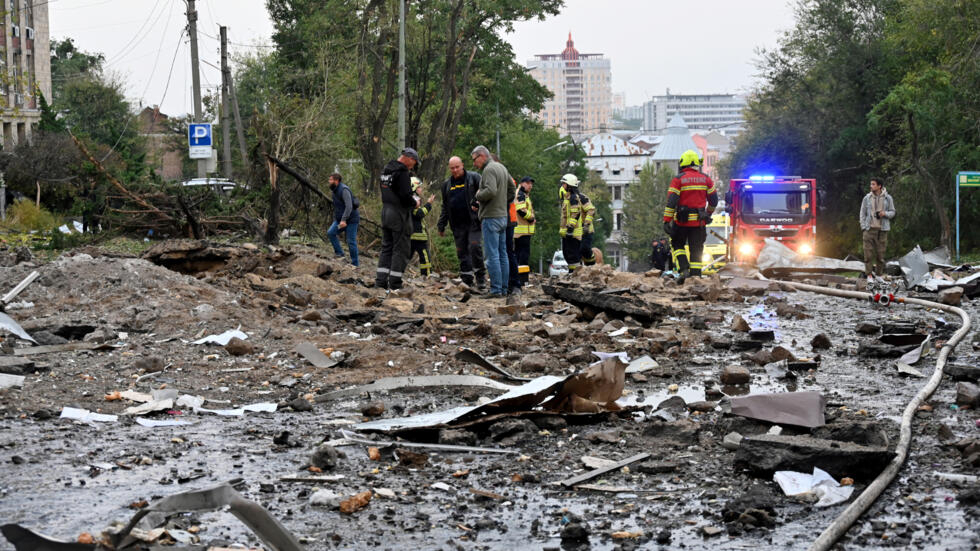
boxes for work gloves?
[663,221,675,238]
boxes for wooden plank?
[13,342,115,356]
[0,356,36,374]
[559,452,650,487]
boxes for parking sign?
[188,123,213,159]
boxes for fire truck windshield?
[742,190,811,216]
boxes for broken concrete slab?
[956,382,980,408]
[721,365,751,385]
[731,391,826,428]
[293,342,338,369]
[756,239,865,276]
[0,373,25,390]
[939,286,964,306]
[541,283,671,325]
[735,434,895,480]
[0,356,38,375]
[13,341,118,356]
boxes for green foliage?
[621,164,671,266]
[430,234,460,274]
[50,38,105,103]
[730,0,980,257]
[581,171,612,253]
[1,198,59,232]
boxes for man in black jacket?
[437,156,486,289]
[377,148,420,290]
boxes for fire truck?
[725,175,817,262]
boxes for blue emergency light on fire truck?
[725,175,818,262]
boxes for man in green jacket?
[471,145,515,297]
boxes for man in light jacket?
[859,177,896,277]
[471,145,515,298]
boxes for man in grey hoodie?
[859,178,896,277]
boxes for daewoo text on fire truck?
[725,175,817,262]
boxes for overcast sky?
[50,0,799,118]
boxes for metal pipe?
[770,280,972,551]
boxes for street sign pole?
[955,171,980,261]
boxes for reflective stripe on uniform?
[411,233,427,240]
[376,267,390,275]
[671,249,687,262]
[517,265,530,273]
[389,271,402,278]
[679,185,708,192]
[689,261,703,269]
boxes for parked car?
[180,178,239,195]
[549,250,569,277]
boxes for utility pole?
[397,0,406,151]
[186,0,206,178]
[220,26,232,179]
[0,172,5,222]
[228,77,248,166]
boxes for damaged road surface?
[0,241,978,550]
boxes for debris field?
[0,239,978,550]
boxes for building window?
[615,212,623,231]
[613,185,621,201]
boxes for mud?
[0,242,978,550]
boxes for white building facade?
[643,92,746,136]
[528,33,612,137]
[582,133,650,271]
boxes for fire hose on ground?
[764,279,972,551]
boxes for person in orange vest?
[505,175,521,294]
[662,149,718,285]
[514,176,535,286]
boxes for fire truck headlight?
[799,243,813,255]
[739,242,755,257]
[702,253,712,263]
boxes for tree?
[49,38,105,104]
[621,164,671,267]
[264,0,562,189]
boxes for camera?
[874,212,882,219]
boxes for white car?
[549,250,569,277]
[181,178,239,194]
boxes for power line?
[158,28,186,108]
[105,0,171,68]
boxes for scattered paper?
[193,329,248,346]
[136,418,193,428]
[195,402,277,416]
[773,467,854,507]
[60,407,118,423]
[124,399,174,416]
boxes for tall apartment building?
[527,33,611,137]
[0,0,51,148]
[643,92,746,136]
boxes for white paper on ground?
[773,467,854,507]
[607,327,629,337]
[120,390,153,403]
[135,417,193,428]
[124,398,174,415]
[591,351,630,366]
[193,328,248,346]
[176,394,205,409]
[60,407,118,423]
[195,402,277,416]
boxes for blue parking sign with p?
[189,123,212,146]
[188,123,213,159]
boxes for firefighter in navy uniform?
[514,177,535,285]
[559,174,584,271]
[376,148,420,290]
[579,190,597,267]
[409,177,436,277]
[662,149,717,285]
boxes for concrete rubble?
[0,239,977,549]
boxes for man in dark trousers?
[437,155,486,290]
[513,177,535,286]
[650,237,671,271]
[326,172,360,266]
[376,147,420,290]
[662,149,717,285]
[409,177,436,277]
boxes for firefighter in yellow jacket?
[559,174,584,271]
[579,190,597,266]
[514,176,535,285]
[410,177,436,277]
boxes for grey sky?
[505,0,799,105]
[50,0,274,117]
[50,0,798,118]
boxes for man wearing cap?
[376,147,420,290]
[471,145,515,298]
[437,156,487,290]
[409,177,436,277]
[514,176,535,286]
